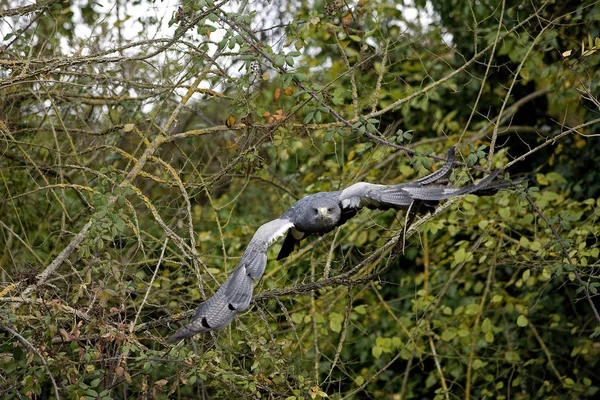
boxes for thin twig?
[130,238,169,332]
[423,235,450,400]
[465,239,498,399]
[325,289,353,383]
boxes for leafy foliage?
[1,0,599,399]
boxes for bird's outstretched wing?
[338,147,456,210]
[402,169,501,201]
[167,218,294,343]
[339,149,500,210]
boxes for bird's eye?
[313,208,318,214]
[328,207,334,212]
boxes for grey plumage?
[167,219,293,340]
[167,147,508,342]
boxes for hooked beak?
[317,207,329,218]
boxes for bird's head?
[315,206,333,218]
[311,199,341,224]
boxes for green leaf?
[329,312,344,333]
[472,359,487,370]
[454,247,472,264]
[517,315,529,327]
[291,313,304,324]
[505,350,521,363]
[454,247,466,263]
[465,303,480,315]
[314,111,322,123]
[303,111,314,124]
[564,377,575,387]
[441,329,456,342]
[498,208,511,219]
[274,56,286,68]
[353,305,367,315]
[372,345,382,359]
[467,154,478,166]
[482,318,492,333]
[519,236,530,248]
[457,329,470,337]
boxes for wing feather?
[339,147,501,211]
[167,218,294,343]
[403,169,501,201]
[413,146,455,185]
[339,147,456,210]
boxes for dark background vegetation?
[1,0,599,398]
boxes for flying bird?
[167,147,504,342]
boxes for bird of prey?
[167,147,503,342]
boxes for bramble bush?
[1,0,599,398]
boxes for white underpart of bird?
[167,147,509,342]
